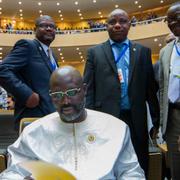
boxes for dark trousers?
[119,110,148,179]
[166,105,180,180]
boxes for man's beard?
[59,98,86,123]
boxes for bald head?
[50,66,83,88]
[35,15,55,27]
[50,66,87,123]
[108,9,129,20]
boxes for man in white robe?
[0,66,145,179]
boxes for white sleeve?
[114,127,146,180]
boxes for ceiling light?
[59,53,63,56]
[0,0,2,3]
[80,17,84,20]
[80,56,83,59]
[18,1,22,5]
[160,0,164,3]
[78,52,82,55]
[138,5,142,8]
[0,52,2,55]
[61,57,64,59]
[62,60,65,63]
[74,1,78,5]
[39,10,42,13]
[79,13,82,16]
[20,17,23,19]
[0,12,2,14]
[40,14,43,17]
[77,9,80,12]
[0,7,2,10]
[115,4,119,8]
[93,0,96,3]
[98,11,101,15]
[58,10,61,13]
[61,18,64,21]
[100,15,103,18]
[0,57,2,59]
[76,47,80,51]
[19,9,23,12]
[57,2,60,6]
[134,1,138,4]
[38,2,42,6]
[60,14,63,17]
[20,13,23,16]
[82,59,85,62]
[154,38,158,42]
[58,48,61,51]
[0,47,2,50]
[158,43,162,47]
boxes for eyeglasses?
[38,23,56,30]
[50,88,81,100]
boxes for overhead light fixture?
[77,9,80,12]
[20,13,23,16]
[18,1,22,5]
[20,17,23,19]
[61,18,64,21]
[39,10,42,13]
[0,47,3,50]
[0,12,2,15]
[160,0,164,3]
[98,11,101,15]
[134,1,138,4]
[61,57,64,59]
[100,15,103,18]
[79,13,82,16]
[0,7,2,10]
[80,17,84,20]
[38,2,42,6]
[0,52,2,55]
[93,0,96,3]
[154,38,158,42]
[74,1,78,5]
[138,5,142,8]
[78,52,82,55]
[19,9,23,12]
[59,14,63,17]
[58,48,61,51]
[115,4,119,8]
[57,2,60,6]
[76,47,80,51]
[159,43,162,47]
[58,10,61,13]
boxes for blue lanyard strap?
[175,42,180,56]
[115,43,129,64]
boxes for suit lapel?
[33,39,54,72]
[163,41,174,80]
[128,41,137,85]
[102,40,117,73]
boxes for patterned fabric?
[0,86,8,109]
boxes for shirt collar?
[109,38,129,47]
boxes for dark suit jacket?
[84,40,160,173]
[0,39,58,127]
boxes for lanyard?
[115,43,129,64]
[175,43,180,56]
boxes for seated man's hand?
[26,92,40,108]
[150,126,159,140]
